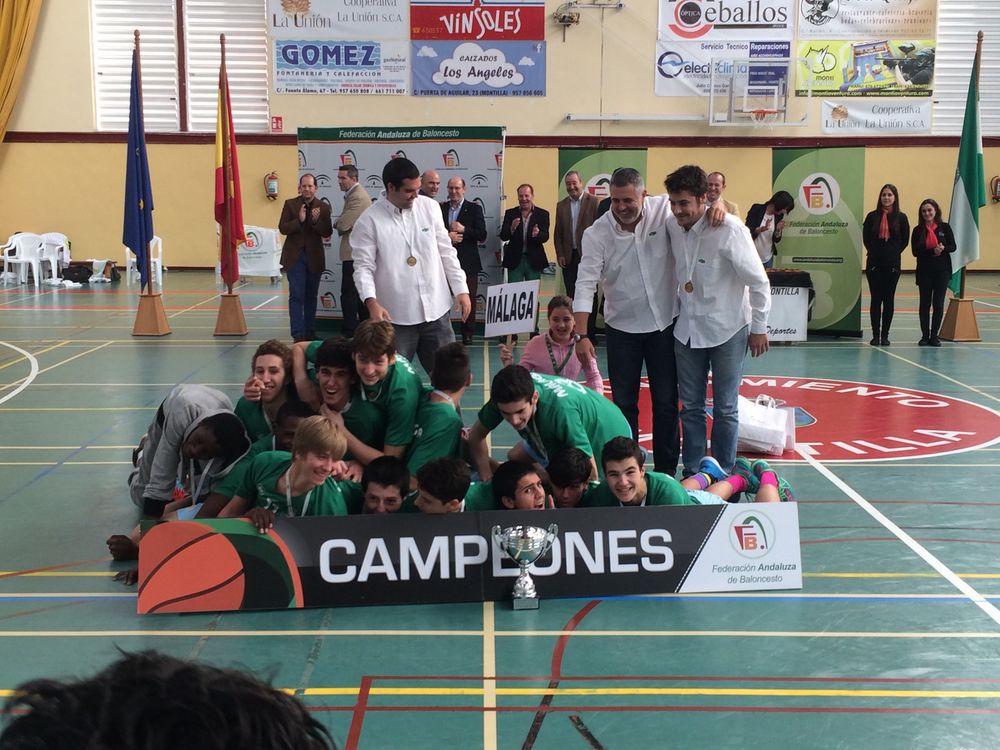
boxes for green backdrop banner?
[773,147,865,336]
[557,149,647,202]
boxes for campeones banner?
[297,126,505,320]
[137,505,802,614]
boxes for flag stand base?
[939,296,980,342]
[132,293,172,336]
[214,293,248,336]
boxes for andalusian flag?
[947,53,986,296]
[214,39,245,289]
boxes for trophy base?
[512,597,540,611]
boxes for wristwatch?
[573,333,583,343]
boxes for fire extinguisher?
[991,175,1000,204]
[264,171,279,200]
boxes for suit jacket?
[334,184,372,262]
[499,206,550,271]
[441,199,488,273]
[554,193,599,266]
[723,198,740,217]
[279,196,333,273]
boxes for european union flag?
[123,48,154,292]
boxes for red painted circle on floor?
[607,376,1000,463]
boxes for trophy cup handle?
[543,523,559,553]
[491,525,503,549]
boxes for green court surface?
[2,271,1000,749]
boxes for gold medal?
[684,280,694,293]
[406,255,417,267]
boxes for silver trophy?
[492,524,558,610]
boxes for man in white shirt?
[665,165,770,476]
[572,168,681,476]
[352,158,471,374]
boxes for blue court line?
[0,343,245,506]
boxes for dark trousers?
[918,273,950,338]
[563,258,598,339]
[605,323,680,476]
[288,252,321,339]
[865,266,901,336]
[462,268,478,340]
[340,260,367,337]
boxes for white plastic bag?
[737,394,794,456]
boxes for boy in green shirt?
[491,460,549,510]
[402,342,468,485]
[467,366,631,482]
[235,339,297,442]
[414,457,472,514]
[357,455,410,514]
[546,447,601,509]
[584,437,698,508]
[321,321,423,466]
[224,416,360,533]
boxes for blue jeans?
[674,325,749,475]
[287,252,321,339]
[605,323,680,477]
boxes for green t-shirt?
[464,481,499,512]
[360,355,423,447]
[341,397,387,459]
[477,373,631,476]
[212,434,277,500]
[304,339,323,384]
[234,397,271,443]
[235,450,359,517]
[582,471,694,508]
[405,389,463,475]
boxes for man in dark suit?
[279,173,333,342]
[499,183,550,283]
[442,177,488,344]
[554,170,599,300]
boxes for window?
[931,2,998,136]
[92,0,268,133]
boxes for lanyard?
[683,226,703,293]
[181,457,215,503]
[283,467,313,518]
[545,337,575,375]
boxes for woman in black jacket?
[862,184,910,345]
[911,198,956,346]
[745,191,795,269]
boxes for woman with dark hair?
[911,198,956,346]
[745,190,795,269]
[862,184,910,345]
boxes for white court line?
[0,342,39,405]
[875,347,1000,405]
[974,299,1000,310]
[798,450,1000,629]
[167,282,246,319]
[251,295,279,310]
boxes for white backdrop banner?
[296,126,506,321]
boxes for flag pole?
[131,29,171,336]
[214,33,248,335]
[940,30,984,342]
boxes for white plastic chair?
[124,235,163,288]
[40,232,71,271]
[2,233,53,287]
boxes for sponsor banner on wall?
[772,147,865,336]
[412,40,545,96]
[411,0,546,40]
[767,285,809,342]
[821,99,931,134]
[274,39,409,94]
[654,40,790,97]
[797,0,937,41]
[137,505,802,613]
[298,126,505,320]
[796,40,934,97]
[268,0,409,41]
[658,0,794,41]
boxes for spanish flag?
[214,36,245,289]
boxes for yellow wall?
[2,0,998,270]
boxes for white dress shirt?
[569,196,581,248]
[667,212,770,349]
[352,194,469,326]
[573,194,677,334]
